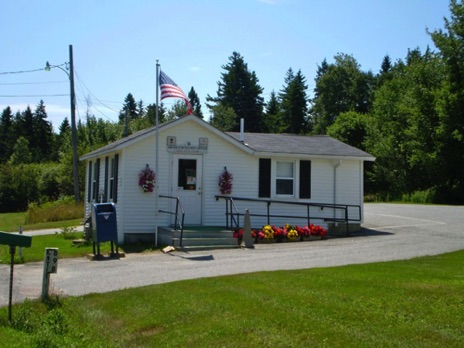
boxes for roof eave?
[252,151,375,161]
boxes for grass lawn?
[0,211,82,233]
[0,233,157,264]
[0,250,462,347]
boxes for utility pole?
[69,45,80,203]
[45,45,80,203]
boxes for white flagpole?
[155,60,160,247]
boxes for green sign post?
[0,231,32,321]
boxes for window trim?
[259,158,311,200]
[274,160,295,197]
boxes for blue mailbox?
[91,203,120,259]
[92,203,117,243]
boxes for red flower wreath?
[138,165,156,193]
[219,167,233,194]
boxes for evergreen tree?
[146,102,167,125]
[263,91,281,133]
[279,68,309,134]
[59,117,71,135]
[377,54,393,87]
[188,87,203,118]
[32,100,55,162]
[137,99,145,118]
[14,106,34,142]
[118,93,138,123]
[207,51,264,132]
[0,107,15,163]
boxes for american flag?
[159,70,192,114]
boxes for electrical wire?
[74,70,120,113]
[0,81,66,85]
[0,94,68,98]
[0,67,46,75]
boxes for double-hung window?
[276,161,294,196]
[259,159,311,199]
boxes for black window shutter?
[87,161,92,203]
[113,154,119,203]
[259,158,271,198]
[104,156,109,202]
[299,160,311,199]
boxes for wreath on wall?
[138,164,156,193]
[219,166,233,194]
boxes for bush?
[57,226,81,240]
[401,189,436,204]
[25,196,84,224]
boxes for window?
[259,159,311,199]
[109,158,115,200]
[92,160,99,201]
[276,161,294,195]
[178,159,197,190]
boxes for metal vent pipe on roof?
[240,118,244,143]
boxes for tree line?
[0,0,463,211]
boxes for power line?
[0,67,46,75]
[0,81,67,85]
[74,69,120,113]
[0,94,68,98]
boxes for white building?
[80,115,375,246]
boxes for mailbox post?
[42,248,59,301]
[0,231,32,322]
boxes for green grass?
[0,211,82,232]
[0,250,463,347]
[0,232,158,264]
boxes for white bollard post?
[241,209,255,248]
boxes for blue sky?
[0,0,452,131]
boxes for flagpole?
[155,60,160,247]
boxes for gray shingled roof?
[226,132,374,159]
[80,115,374,161]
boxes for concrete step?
[172,237,237,247]
[170,230,233,239]
[176,244,239,252]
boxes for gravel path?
[1,203,463,307]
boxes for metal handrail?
[215,195,361,236]
[159,195,185,247]
[226,197,241,230]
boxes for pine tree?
[0,107,15,163]
[188,87,203,118]
[279,68,309,134]
[263,91,281,133]
[32,100,55,162]
[207,52,264,132]
[118,93,138,123]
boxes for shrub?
[25,196,84,224]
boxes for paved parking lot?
[1,203,463,306]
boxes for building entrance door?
[172,155,202,225]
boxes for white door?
[172,155,203,225]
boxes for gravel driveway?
[1,203,463,307]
